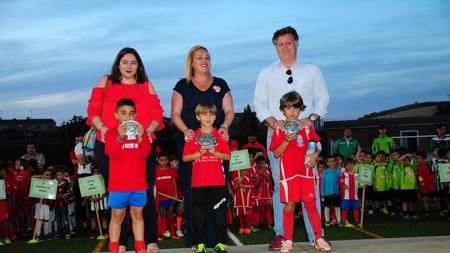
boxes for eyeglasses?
[286,69,293,84]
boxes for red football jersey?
[183,129,230,188]
[155,167,178,200]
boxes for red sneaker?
[268,234,284,251]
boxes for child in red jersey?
[155,152,179,240]
[0,162,12,244]
[269,91,331,253]
[54,167,72,239]
[416,151,438,217]
[105,98,151,253]
[169,154,184,238]
[232,167,254,235]
[338,159,360,227]
[183,102,231,253]
[254,155,273,229]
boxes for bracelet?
[220,124,228,130]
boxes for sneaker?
[280,239,294,253]
[390,212,396,217]
[381,207,389,215]
[163,230,171,238]
[344,222,354,228]
[147,243,159,253]
[65,234,71,239]
[367,210,374,215]
[54,234,60,240]
[3,238,12,244]
[268,235,284,251]
[402,214,411,220]
[157,236,164,241]
[439,211,445,217]
[214,243,229,253]
[238,228,245,234]
[338,222,344,227]
[251,226,260,232]
[176,229,184,237]
[411,214,419,220]
[119,245,127,253]
[314,237,332,252]
[324,222,331,227]
[0,241,4,246]
[171,234,181,240]
[245,228,251,235]
[89,234,96,240]
[354,222,361,227]
[192,243,207,253]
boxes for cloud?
[0,90,91,109]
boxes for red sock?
[165,212,175,234]
[283,209,294,240]
[135,240,145,250]
[245,213,253,228]
[239,215,245,228]
[253,208,260,227]
[265,208,273,226]
[304,201,322,240]
[353,210,360,223]
[176,216,183,231]
[109,241,120,253]
[157,217,165,235]
[342,210,348,222]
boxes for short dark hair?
[416,151,427,159]
[157,151,169,160]
[279,91,306,111]
[255,155,267,164]
[110,47,148,84]
[116,98,136,111]
[272,26,299,44]
[376,151,387,157]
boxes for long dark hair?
[110,47,148,84]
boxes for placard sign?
[438,163,450,183]
[358,164,373,186]
[78,175,106,197]
[0,179,6,200]
[229,149,251,171]
[29,178,57,200]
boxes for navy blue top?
[173,77,230,131]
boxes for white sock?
[324,207,330,222]
[335,207,341,223]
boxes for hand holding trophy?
[121,120,142,141]
[196,132,217,152]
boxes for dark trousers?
[192,186,228,246]
[55,205,70,235]
[94,140,158,245]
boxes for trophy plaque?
[121,120,141,140]
[196,132,217,149]
[283,120,301,135]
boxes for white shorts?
[35,204,50,220]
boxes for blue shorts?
[341,199,359,210]
[159,200,176,208]
[108,191,147,209]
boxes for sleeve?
[139,135,151,158]
[269,129,284,152]
[333,139,340,156]
[74,143,83,155]
[310,65,329,118]
[253,69,273,122]
[173,79,186,94]
[371,139,378,154]
[217,78,231,95]
[104,131,122,158]
[147,94,165,132]
[86,87,105,125]
[308,128,321,142]
[321,173,325,195]
[216,134,231,155]
[183,139,198,156]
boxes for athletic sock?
[283,209,294,240]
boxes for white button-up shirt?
[253,60,329,122]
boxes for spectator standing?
[333,128,361,159]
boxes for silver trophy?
[304,140,318,167]
[196,132,217,149]
[121,120,141,140]
[283,120,301,135]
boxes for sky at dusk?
[1,0,449,125]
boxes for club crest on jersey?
[296,135,304,146]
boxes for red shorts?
[0,201,9,222]
[280,176,316,203]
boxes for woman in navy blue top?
[171,45,234,247]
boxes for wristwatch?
[309,114,318,122]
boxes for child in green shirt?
[373,151,391,215]
[399,154,418,220]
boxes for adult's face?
[378,129,387,136]
[119,53,138,80]
[344,129,352,138]
[192,49,210,75]
[26,144,36,155]
[437,126,446,137]
[274,33,298,64]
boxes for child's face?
[157,156,169,168]
[93,169,100,175]
[257,160,266,170]
[345,163,355,173]
[390,152,399,161]
[376,154,385,163]
[114,105,136,123]
[318,164,325,173]
[326,158,336,168]
[170,159,178,169]
[415,155,424,164]
[403,156,411,165]
[358,152,365,160]
[282,106,301,121]
[42,171,52,179]
[15,160,21,170]
[196,111,216,127]
[56,172,64,181]
[364,154,373,163]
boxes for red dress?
[87,80,164,141]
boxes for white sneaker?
[280,239,294,253]
[119,245,127,253]
[3,238,12,244]
[176,229,184,237]
[314,238,332,252]
[147,243,160,253]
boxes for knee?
[130,207,144,221]
[192,209,206,230]
[214,207,227,229]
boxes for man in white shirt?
[253,26,330,251]
[21,143,46,169]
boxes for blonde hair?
[185,45,211,83]
[194,102,217,116]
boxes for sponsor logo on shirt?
[156,176,172,180]
[296,135,304,147]
[122,143,139,149]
